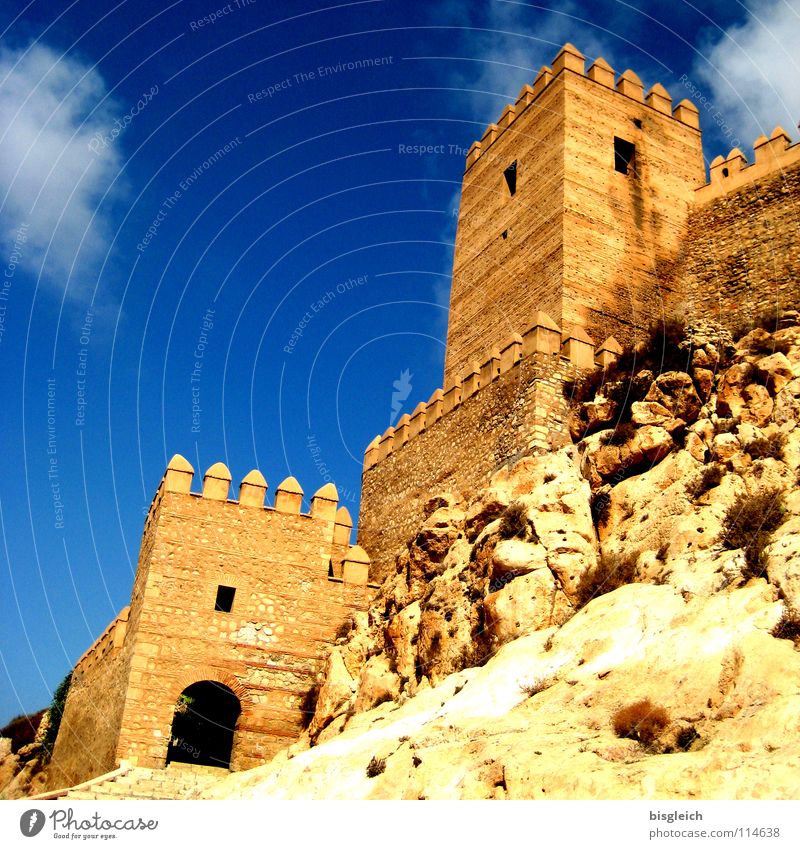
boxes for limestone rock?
[755,353,793,395]
[740,384,774,427]
[764,517,800,610]
[464,496,507,542]
[353,655,401,713]
[309,648,355,738]
[645,371,702,423]
[630,400,673,428]
[203,584,798,801]
[583,395,617,430]
[490,539,547,580]
[717,362,755,418]
[385,602,421,681]
[484,569,571,645]
[692,367,715,401]
[712,432,739,462]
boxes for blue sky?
[1,0,798,724]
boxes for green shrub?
[40,671,72,759]
[519,677,553,697]
[722,488,785,579]
[771,608,800,645]
[612,699,670,748]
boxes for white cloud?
[0,43,121,292]
[444,0,614,123]
[695,0,800,151]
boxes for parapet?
[342,545,371,585]
[363,313,622,471]
[464,43,700,172]
[155,456,353,522]
[697,126,800,202]
[72,607,130,678]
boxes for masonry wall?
[115,489,372,772]
[445,80,566,383]
[359,352,577,582]
[561,71,704,345]
[45,614,130,790]
[680,158,800,327]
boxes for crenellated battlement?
[72,607,129,678]
[150,455,366,578]
[697,126,799,202]
[464,42,699,172]
[363,312,622,472]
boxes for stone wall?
[359,351,578,583]
[680,142,800,328]
[45,611,130,790]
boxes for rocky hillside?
[202,315,800,800]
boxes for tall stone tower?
[444,43,706,384]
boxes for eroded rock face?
[288,319,800,798]
[204,584,799,801]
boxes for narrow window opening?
[722,167,729,177]
[501,229,508,240]
[215,585,236,613]
[614,137,636,175]
[633,118,643,129]
[503,160,517,195]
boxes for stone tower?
[444,43,706,384]
[46,456,374,789]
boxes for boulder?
[645,372,702,422]
[764,517,800,610]
[309,648,355,738]
[754,353,793,395]
[717,362,755,418]
[353,655,402,713]
[739,384,774,427]
[385,602,421,681]
[583,395,617,430]
[490,539,547,580]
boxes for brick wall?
[116,489,372,771]
[444,45,704,385]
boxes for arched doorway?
[167,681,241,769]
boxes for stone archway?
[166,680,241,769]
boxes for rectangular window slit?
[215,585,236,613]
[614,137,636,175]
[503,160,517,195]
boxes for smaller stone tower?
[46,456,373,789]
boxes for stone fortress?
[44,42,799,791]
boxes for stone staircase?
[64,763,228,800]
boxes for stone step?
[60,766,231,800]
